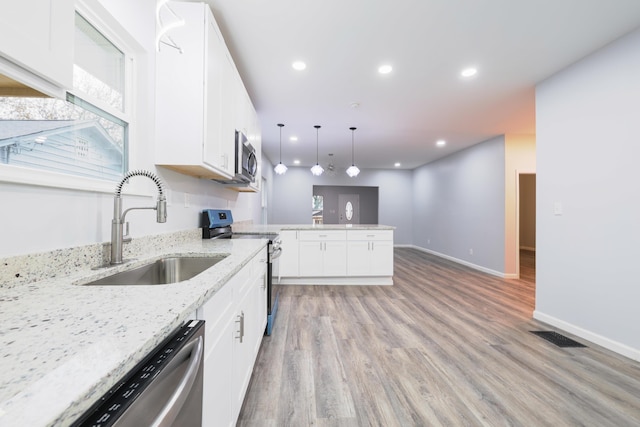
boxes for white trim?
[0,164,152,196]
[407,244,512,278]
[533,310,640,362]
[0,57,66,99]
[279,276,393,286]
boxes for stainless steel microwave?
[235,130,257,183]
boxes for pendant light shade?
[310,125,324,176]
[274,123,287,175]
[346,126,360,177]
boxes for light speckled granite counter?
[0,231,268,427]
[232,223,395,234]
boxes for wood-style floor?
[237,248,640,426]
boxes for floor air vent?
[530,331,587,348]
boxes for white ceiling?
[198,0,640,171]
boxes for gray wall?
[535,27,640,358]
[412,136,506,274]
[270,167,413,244]
[313,185,379,224]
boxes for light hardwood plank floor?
[237,248,640,426]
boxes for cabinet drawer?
[299,230,346,241]
[347,230,393,241]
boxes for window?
[0,10,132,186]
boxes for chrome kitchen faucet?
[111,170,167,265]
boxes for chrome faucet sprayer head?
[157,195,167,223]
[110,169,167,265]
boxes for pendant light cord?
[278,123,284,162]
[315,125,321,164]
[350,127,357,166]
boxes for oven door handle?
[271,247,283,261]
[150,335,204,427]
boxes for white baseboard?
[533,310,640,362]
[406,245,509,278]
[278,276,393,286]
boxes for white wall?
[270,166,413,245]
[0,0,262,258]
[535,28,640,359]
[412,136,506,275]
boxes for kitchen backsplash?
[0,229,201,289]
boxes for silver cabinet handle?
[150,335,204,427]
[236,311,245,343]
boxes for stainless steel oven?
[73,320,205,427]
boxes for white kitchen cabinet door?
[323,241,347,276]
[155,2,236,181]
[369,240,394,276]
[197,280,235,427]
[201,315,235,427]
[231,282,255,422]
[0,0,74,90]
[277,230,299,278]
[346,240,370,276]
[299,241,324,277]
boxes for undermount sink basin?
[84,255,227,286]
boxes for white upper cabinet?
[0,0,74,91]
[155,1,261,191]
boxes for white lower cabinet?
[347,230,394,276]
[298,231,347,276]
[275,230,299,278]
[280,228,394,284]
[197,248,267,426]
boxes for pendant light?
[274,123,288,175]
[310,125,324,176]
[346,127,360,177]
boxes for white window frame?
[0,0,148,196]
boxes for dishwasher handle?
[150,335,204,427]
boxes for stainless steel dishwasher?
[72,320,205,427]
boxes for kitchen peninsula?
[234,224,395,285]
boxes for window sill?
[0,164,153,197]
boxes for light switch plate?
[554,202,563,215]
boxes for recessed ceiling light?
[394,162,401,167]
[378,64,393,74]
[290,136,298,142]
[460,67,477,78]
[293,159,300,165]
[436,140,446,147]
[292,61,306,71]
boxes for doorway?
[517,173,536,283]
[312,185,378,225]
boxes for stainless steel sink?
[84,256,227,285]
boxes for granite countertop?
[0,235,268,427]
[232,223,395,234]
